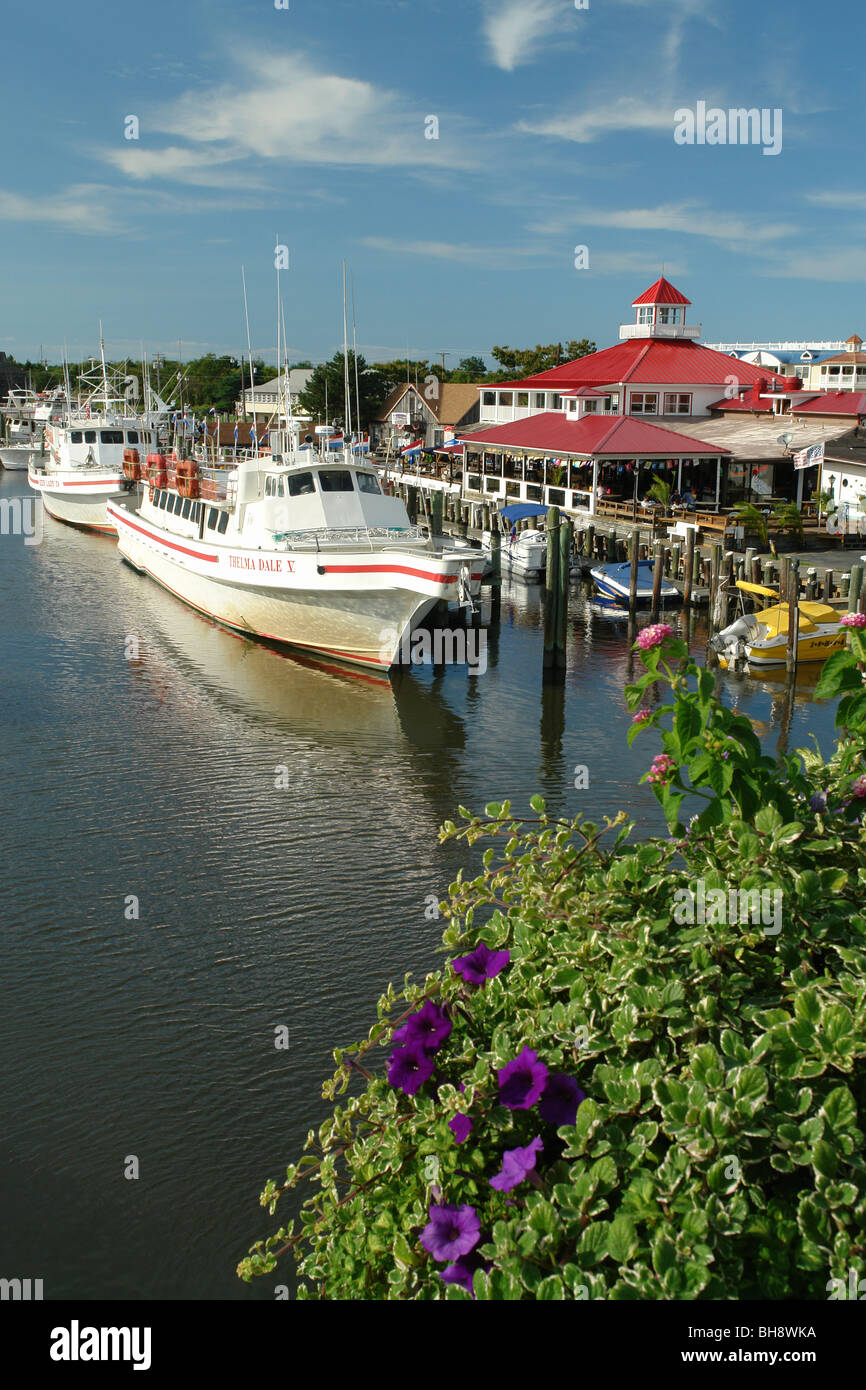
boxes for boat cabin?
[255,462,400,536]
[48,419,159,470]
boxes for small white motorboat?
[482,503,549,582]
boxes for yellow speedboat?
[709,581,847,668]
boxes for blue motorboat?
[590,560,679,603]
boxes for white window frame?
[630,392,658,415]
[663,392,692,415]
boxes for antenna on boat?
[280,298,294,431]
[241,265,258,457]
[98,322,110,413]
[351,270,361,447]
[275,230,283,430]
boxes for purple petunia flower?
[809,790,828,812]
[490,1137,544,1192]
[448,1113,473,1144]
[539,1073,586,1127]
[440,1251,488,1297]
[387,1042,435,1096]
[498,1046,548,1110]
[392,1001,452,1053]
[420,1202,480,1262]
[452,941,511,986]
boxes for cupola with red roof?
[620,277,701,342]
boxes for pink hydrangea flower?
[636,623,675,651]
[852,775,866,799]
[840,612,866,629]
[647,753,676,785]
[632,709,653,724]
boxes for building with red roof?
[478,278,788,428]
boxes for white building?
[237,368,314,419]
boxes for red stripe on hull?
[119,547,391,669]
[108,507,219,563]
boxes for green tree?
[453,355,487,379]
[298,351,391,430]
[490,340,596,378]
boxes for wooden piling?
[745,546,757,584]
[805,567,817,601]
[543,516,561,670]
[627,528,640,611]
[824,569,834,603]
[650,541,665,621]
[669,542,680,582]
[431,490,443,537]
[545,507,560,591]
[606,527,617,562]
[584,523,594,559]
[786,560,800,671]
[555,520,572,667]
[709,543,722,625]
[848,564,863,612]
[683,528,695,607]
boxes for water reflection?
[0,488,844,1302]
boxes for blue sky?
[2,0,863,367]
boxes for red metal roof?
[632,277,691,307]
[707,385,774,413]
[791,392,866,416]
[490,339,786,392]
[464,413,728,457]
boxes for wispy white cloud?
[806,191,866,212]
[764,247,866,282]
[482,0,564,73]
[103,146,264,190]
[361,235,554,269]
[531,201,796,247]
[97,51,476,186]
[0,185,129,235]
[519,97,675,144]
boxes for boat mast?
[241,265,258,457]
[275,231,283,433]
[351,270,361,444]
[342,260,352,445]
[98,322,110,415]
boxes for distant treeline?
[8,339,596,425]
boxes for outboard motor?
[708,612,758,656]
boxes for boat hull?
[0,445,34,470]
[482,529,546,581]
[591,561,678,603]
[28,465,129,532]
[108,502,483,670]
[718,629,846,667]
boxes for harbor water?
[0,472,840,1299]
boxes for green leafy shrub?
[238,625,866,1299]
[732,502,769,547]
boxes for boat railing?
[272,525,426,552]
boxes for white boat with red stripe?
[109,425,484,671]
